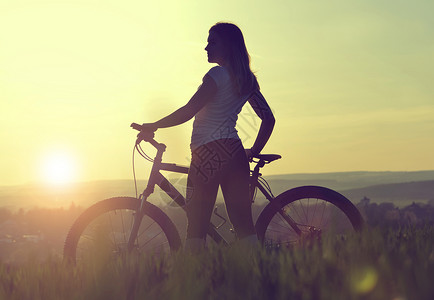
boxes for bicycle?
[63,124,364,263]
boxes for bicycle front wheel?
[63,197,181,264]
[255,186,364,247]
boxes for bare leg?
[185,153,220,241]
[220,145,257,240]
[185,139,257,250]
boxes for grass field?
[1,225,433,300]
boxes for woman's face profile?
[205,30,226,65]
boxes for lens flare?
[351,266,379,294]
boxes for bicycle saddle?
[253,154,282,163]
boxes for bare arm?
[247,90,275,155]
[144,74,217,130]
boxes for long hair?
[209,22,259,96]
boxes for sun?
[41,152,77,186]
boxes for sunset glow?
[40,152,77,186]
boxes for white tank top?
[190,66,249,150]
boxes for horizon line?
[2,169,434,188]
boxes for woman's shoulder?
[206,66,230,86]
[207,65,229,76]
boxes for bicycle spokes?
[264,198,354,247]
[74,208,171,262]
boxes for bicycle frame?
[128,135,301,250]
[129,138,229,249]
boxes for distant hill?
[0,180,145,210]
[1,171,433,209]
[266,170,434,191]
[341,181,434,206]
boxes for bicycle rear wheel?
[63,197,181,264]
[255,186,364,248]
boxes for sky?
[1,0,433,186]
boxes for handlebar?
[131,122,165,151]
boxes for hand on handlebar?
[131,122,158,143]
[140,123,158,132]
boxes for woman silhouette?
[139,22,275,251]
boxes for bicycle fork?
[127,189,153,251]
[127,147,164,252]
